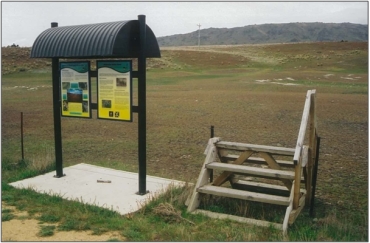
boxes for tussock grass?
[37,225,56,237]
[28,144,54,172]
[1,212,15,222]
[1,144,55,184]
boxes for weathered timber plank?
[232,180,290,197]
[260,152,292,190]
[289,195,306,225]
[293,90,312,163]
[283,204,292,235]
[233,180,307,196]
[305,150,313,206]
[235,180,290,191]
[197,185,290,206]
[193,209,283,230]
[187,168,211,212]
[301,146,309,167]
[223,155,294,167]
[184,183,195,206]
[217,149,229,163]
[216,141,295,156]
[234,174,305,183]
[212,151,254,186]
[207,162,295,180]
[309,90,317,168]
[187,138,218,212]
[293,159,302,209]
[283,181,295,234]
[307,90,318,207]
[303,167,308,191]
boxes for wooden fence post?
[306,90,317,205]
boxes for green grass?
[2,212,15,222]
[1,175,368,241]
[1,72,52,86]
[38,225,56,237]
[106,238,121,242]
[1,156,55,184]
[38,213,61,223]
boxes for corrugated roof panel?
[30,20,160,58]
[78,24,99,56]
[62,25,81,55]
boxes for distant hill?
[157,22,368,46]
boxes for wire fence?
[3,108,302,169]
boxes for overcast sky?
[1,1,368,47]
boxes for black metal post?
[137,15,147,195]
[51,22,64,178]
[21,112,24,160]
[310,136,321,217]
[210,125,214,182]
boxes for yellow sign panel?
[60,62,91,118]
[97,61,132,121]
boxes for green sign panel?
[60,62,91,118]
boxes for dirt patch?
[1,204,126,241]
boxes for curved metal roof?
[30,20,160,58]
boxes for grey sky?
[1,1,368,47]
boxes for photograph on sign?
[60,62,91,118]
[97,60,132,122]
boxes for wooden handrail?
[292,90,317,211]
[216,141,295,156]
[293,90,315,165]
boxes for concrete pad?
[9,163,185,215]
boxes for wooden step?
[222,155,294,168]
[232,180,306,197]
[206,162,295,180]
[193,209,283,230]
[197,185,290,206]
[216,141,295,156]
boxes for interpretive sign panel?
[60,62,91,118]
[97,60,132,122]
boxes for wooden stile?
[187,90,319,235]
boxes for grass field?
[1,41,368,241]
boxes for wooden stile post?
[293,157,302,209]
[305,148,313,205]
[187,137,219,212]
[306,90,316,205]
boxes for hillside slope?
[157,22,368,46]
